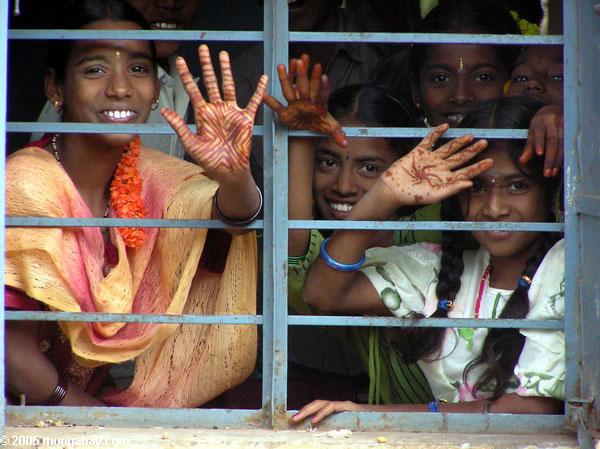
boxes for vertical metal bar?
[562,0,581,405]
[0,0,9,432]
[262,0,289,428]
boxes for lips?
[150,21,180,30]
[102,110,138,122]
[325,201,355,219]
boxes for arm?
[161,45,267,235]
[291,393,563,424]
[519,105,563,177]
[5,321,104,406]
[303,126,492,314]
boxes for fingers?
[160,107,197,151]
[175,56,206,109]
[262,93,283,113]
[453,158,494,182]
[416,123,450,152]
[277,64,297,103]
[433,133,474,160]
[315,74,330,106]
[542,115,563,177]
[330,121,347,148]
[295,58,310,101]
[219,50,236,103]
[199,44,222,103]
[246,74,269,118]
[309,63,323,102]
[444,139,488,168]
[291,400,352,425]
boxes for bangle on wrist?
[320,237,366,272]
[31,371,69,406]
[213,185,263,226]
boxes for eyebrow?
[475,173,531,183]
[75,51,153,66]
[425,63,500,72]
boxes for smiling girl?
[5,0,266,408]
[293,96,564,423]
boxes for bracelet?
[319,237,366,272]
[427,400,440,412]
[30,371,69,406]
[213,185,263,226]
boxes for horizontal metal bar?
[289,32,563,45]
[8,30,563,46]
[9,29,264,42]
[6,311,263,325]
[8,123,528,139]
[575,194,600,218]
[289,220,564,232]
[6,406,268,429]
[284,411,567,434]
[6,217,263,230]
[288,315,563,330]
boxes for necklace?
[51,133,111,219]
[474,264,492,319]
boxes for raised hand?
[161,44,268,184]
[519,105,563,177]
[378,124,493,206]
[263,54,347,148]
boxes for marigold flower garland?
[109,136,146,248]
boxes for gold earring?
[53,100,63,113]
[151,99,159,110]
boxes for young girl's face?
[313,122,400,220]
[458,144,550,260]
[413,44,508,127]
[51,20,159,147]
[506,46,563,106]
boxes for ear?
[44,68,64,108]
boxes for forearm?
[6,321,103,407]
[289,137,316,256]
[212,171,262,235]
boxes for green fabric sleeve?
[393,204,442,246]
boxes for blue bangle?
[319,237,366,272]
[427,400,440,412]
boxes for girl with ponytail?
[292,96,565,423]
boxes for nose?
[156,0,181,9]
[333,166,358,196]
[482,189,510,219]
[450,77,474,106]
[105,70,133,99]
[524,77,546,94]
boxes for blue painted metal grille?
[2,0,593,436]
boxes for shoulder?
[528,239,565,319]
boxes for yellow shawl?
[5,145,257,407]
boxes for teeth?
[446,114,465,124]
[152,22,177,29]
[330,202,353,212]
[104,110,135,120]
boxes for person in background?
[33,0,201,159]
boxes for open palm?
[161,45,267,183]
[380,125,493,206]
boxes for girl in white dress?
[293,96,564,423]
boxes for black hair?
[408,0,521,98]
[327,83,418,155]
[47,0,156,82]
[394,96,561,399]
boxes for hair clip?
[517,275,532,289]
[437,298,453,312]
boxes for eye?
[358,163,380,176]
[431,73,451,83]
[469,180,486,195]
[475,73,494,83]
[83,66,106,76]
[507,180,529,193]
[512,74,528,83]
[131,64,152,75]
[550,74,563,82]
[316,157,338,171]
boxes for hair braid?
[392,198,465,363]
[464,233,560,398]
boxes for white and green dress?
[361,239,565,402]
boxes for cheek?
[475,83,505,102]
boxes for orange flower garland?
[109,137,146,248]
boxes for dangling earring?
[423,117,431,128]
[53,100,63,113]
[151,99,159,110]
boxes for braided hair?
[394,96,561,398]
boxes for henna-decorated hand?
[263,54,347,148]
[377,124,493,206]
[161,44,268,184]
[519,105,563,177]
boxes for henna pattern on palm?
[381,125,494,205]
[161,45,268,180]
